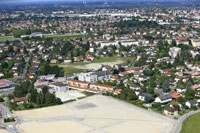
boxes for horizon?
[0,0,195,4]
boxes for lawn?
[0,36,20,42]
[62,67,86,75]
[57,56,136,74]
[180,112,200,133]
[44,33,86,39]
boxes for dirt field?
[0,129,9,133]
[14,95,175,133]
[74,60,124,69]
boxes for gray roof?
[154,89,164,96]
[159,94,172,101]
[94,71,111,77]
[189,100,198,105]
[52,82,66,87]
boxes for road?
[0,104,13,119]
[0,103,22,133]
[172,109,200,133]
[21,57,30,79]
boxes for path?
[172,109,200,133]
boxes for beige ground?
[59,60,124,70]
[14,95,175,133]
[74,60,124,69]
[0,129,9,133]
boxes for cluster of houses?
[0,42,26,78]
[26,56,40,80]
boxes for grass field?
[62,67,86,75]
[0,36,20,42]
[44,34,86,39]
[180,112,200,133]
[57,56,136,75]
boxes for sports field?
[180,112,200,133]
[44,33,86,39]
[0,36,20,42]
[58,56,136,74]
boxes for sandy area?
[74,60,124,69]
[14,95,175,133]
[0,129,9,133]
[59,60,124,70]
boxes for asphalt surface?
[0,102,22,133]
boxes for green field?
[0,36,20,42]
[44,33,86,39]
[57,56,136,75]
[180,112,200,133]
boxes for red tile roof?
[12,97,27,103]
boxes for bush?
[4,117,15,123]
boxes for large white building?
[95,39,139,48]
[49,82,69,92]
[78,71,112,82]
[169,47,181,58]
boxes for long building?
[66,79,115,93]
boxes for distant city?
[0,1,200,133]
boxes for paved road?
[172,109,200,133]
[0,104,13,119]
[0,103,22,133]
[14,40,30,81]
[21,57,30,79]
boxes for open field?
[0,129,9,133]
[180,112,200,133]
[44,33,86,39]
[58,56,135,74]
[0,36,20,42]
[14,95,175,133]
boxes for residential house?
[50,59,57,64]
[164,107,178,116]
[12,97,28,105]
[155,94,172,103]
[185,100,198,108]
[176,87,186,93]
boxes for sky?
[0,0,194,4]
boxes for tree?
[172,39,177,46]
[162,80,170,93]
[127,90,138,101]
[145,95,154,103]
[185,89,195,100]
[29,89,38,103]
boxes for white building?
[155,94,172,103]
[50,82,69,92]
[78,71,112,82]
[169,47,181,58]
[185,100,198,108]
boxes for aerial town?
[0,0,200,133]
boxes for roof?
[170,101,180,105]
[52,82,66,87]
[189,100,198,105]
[94,71,111,77]
[170,90,181,99]
[12,97,27,103]
[159,94,172,101]
[91,83,115,89]
[119,72,129,76]
[67,79,90,84]
[154,89,163,95]
[165,107,178,112]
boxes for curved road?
[172,109,200,133]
